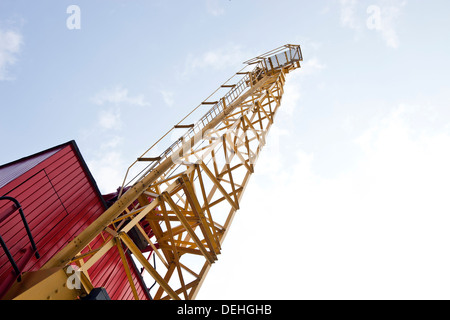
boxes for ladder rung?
[221,85,236,88]
[202,101,218,105]
[144,191,160,198]
[137,157,161,162]
[174,124,194,129]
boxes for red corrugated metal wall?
[0,141,149,300]
[86,237,150,300]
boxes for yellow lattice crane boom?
[4,44,302,300]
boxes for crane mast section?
[12,45,302,300]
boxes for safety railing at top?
[118,45,302,196]
[245,44,303,72]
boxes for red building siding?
[0,141,150,300]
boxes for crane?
[3,44,302,300]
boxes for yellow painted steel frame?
[6,45,302,300]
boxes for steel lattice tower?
[5,44,302,300]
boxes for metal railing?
[119,45,302,196]
[0,196,40,278]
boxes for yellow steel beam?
[8,45,302,301]
[162,191,216,264]
[119,232,180,300]
[115,238,140,300]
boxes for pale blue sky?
[1,0,450,299]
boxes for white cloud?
[338,0,406,49]
[300,57,326,76]
[92,86,149,107]
[87,149,126,193]
[86,86,150,192]
[0,28,23,80]
[100,135,124,149]
[375,1,407,49]
[161,90,175,107]
[205,0,225,16]
[339,0,360,31]
[98,108,121,130]
[280,56,325,115]
[183,44,250,76]
[198,103,450,299]
[91,86,150,132]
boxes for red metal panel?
[88,243,149,300]
[0,171,60,272]
[0,146,63,189]
[0,141,150,300]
